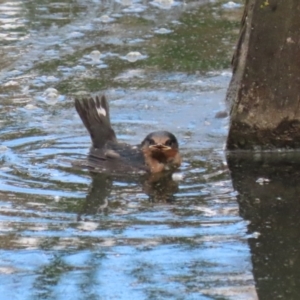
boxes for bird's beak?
[149,144,171,151]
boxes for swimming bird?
[75,95,181,174]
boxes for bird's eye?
[148,139,155,145]
[165,139,172,146]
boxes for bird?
[75,95,181,174]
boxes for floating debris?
[3,80,19,87]
[222,1,243,9]
[42,88,59,105]
[77,221,99,231]
[172,172,184,181]
[154,28,173,34]
[54,195,60,202]
[43,88,58,95]
[89,50,101,62]
[125,51,146,62]
[247,231,261,239]
[256,177,270,185]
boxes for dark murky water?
[2,0,298,299]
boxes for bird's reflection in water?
[77,172,178,220]
[143,172,179,203]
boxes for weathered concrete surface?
[227,0,300,150]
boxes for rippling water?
[0,0,258,299]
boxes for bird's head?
[141,131,181,172]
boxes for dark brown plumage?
[75,95,181,174]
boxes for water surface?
[0,0,266,299]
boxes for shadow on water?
[227,151,300,300]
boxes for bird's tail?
[75,95,117,148]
